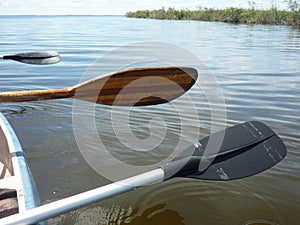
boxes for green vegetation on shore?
[126,5,300,27]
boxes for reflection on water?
[50,204,185,225]
[0,16,299,224]
[118,204,185,225]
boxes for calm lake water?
[0,15,299,225]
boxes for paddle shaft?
[0,121,287,224]
[0,169,164,225]
[2,55,51,60]
[0,88,73,103]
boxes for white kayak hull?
[0,113,41,218]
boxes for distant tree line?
[126,1,300,27]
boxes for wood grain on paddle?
[0,66,198,106]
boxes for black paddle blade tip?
[186,133,287,181]
[3,51,61,65]
[161,121,287,181]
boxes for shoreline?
[126,7,300,27]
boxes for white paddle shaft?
[0,168,164,225]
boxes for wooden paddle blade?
[72,66,198,106]
[0,66,197,106]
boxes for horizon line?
[0,14,126,16]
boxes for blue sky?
[0,0,288,15]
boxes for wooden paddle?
[0,66,198,106]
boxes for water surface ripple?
[0,16,299,225]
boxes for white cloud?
[0,0,288,15]
[0,1,158,15]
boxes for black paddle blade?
[161,121,287,181]
[3,51,60,65]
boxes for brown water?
[0,16,299,225]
